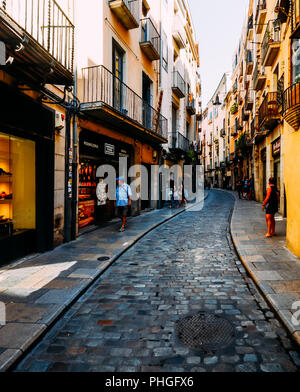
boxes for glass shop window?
[0,132,36,238]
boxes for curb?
[5,192,209,372]
[215,189,300,347]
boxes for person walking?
[236,177,243,199]
[115,176,132,232]
[262,177,279,238]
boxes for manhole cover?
[176,312,235,352]
[98,256,110,262]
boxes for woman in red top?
[262,177,279,238]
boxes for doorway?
[142,73,152,129]
[112,42,124,112]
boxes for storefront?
[0,82,55,265]
[78,129,133,230]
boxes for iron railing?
[261,19,281,65]
[246,50,253,65]
[140,17,160,55]
[172,71,185,96]
[0,0,74,72]
[258,92,280,127]
[82,65,167,138]
[282,82,300,115]
[109,0,140,25]
[253,62,266,89]
[172,131,190,152]
[255,0,267,23]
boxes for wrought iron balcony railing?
[82,65,167,138]
[261,19,281,67]
[186,95,196,115]
[171,131,190,153]
[140,17,160,61]
[258,92,281,130]
[172,71,185,98]
[0,0,74,73]
[109,0,140,30]
[282,82,300,130]
[253,62,266,91]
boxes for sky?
[189,0,249,107]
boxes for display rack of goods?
[78,200,96,228]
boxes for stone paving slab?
[228,190,300,346]
[0,195,207,372]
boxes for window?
[162,31,168,72]
[0,133,36,239]
[292,39,300,83]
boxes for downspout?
[71,68,78,241]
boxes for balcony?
[172,71,185,98]
[246,50,254,75]
[255,0,267,34]
[282,82,300,130]
[140,18,160,61]
[242,106,249,121]
[245,89,254,111]
[261,20,281,67]
[253,63,266,91]
[248,14,254,40]
[0,0,74,85]
[81,65,168,143]
[109,0,139,30]
[186,95,196,115]
[172,14,186,49]
[258,92,281,131]
[171,131,190,153]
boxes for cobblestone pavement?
[15,191,300,372]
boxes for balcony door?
[142,73,152,129]
[112,42,124,113]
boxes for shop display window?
[78,160,98,228]
[0,132,36,238]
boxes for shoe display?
[0,168,12,176]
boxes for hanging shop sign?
[272,138,281,157]
[104,143,115,156]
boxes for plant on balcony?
[230,103,238,115]
[235,132,248,157]
[265,29,273,43]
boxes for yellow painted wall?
[284,125,300,257]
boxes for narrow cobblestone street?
[14,191,300,372]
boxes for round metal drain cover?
[98,256,110,262]
[176,312,235,351]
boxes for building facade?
[0,0,201,264]
[208,0,300,258]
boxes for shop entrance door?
[141,163,151,210]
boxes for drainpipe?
[64,107,72,243]
[71,68,78,241]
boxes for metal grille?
[176,312,235,351]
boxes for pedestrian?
[236,177,243,199]
[262,177,279,238]
[243,178,249,199]
[249,176,254,200]
[115,176,132,232]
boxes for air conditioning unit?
[55,111,65,131]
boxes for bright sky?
[189,0,249,107]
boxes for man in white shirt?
[115,176,132,232]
